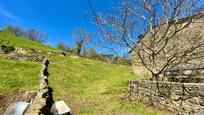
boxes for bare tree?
[73,27,90,56]
[89,0,204,80]
[12,26,24,37]
[1,25,13,33]
[1,25,48,43]
[56,42,69,51]
[1,25,24,36]
[27,29,48,43]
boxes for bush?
[0,40,15,54]
[1,45,15,54]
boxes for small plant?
[1,45,15,54]
[0,40,15,54]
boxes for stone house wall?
[164,69,204,83]
[164,64,204,83]
[128,80,204,114]
[130,15,204,76]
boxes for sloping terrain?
[0,32,60,52]
[0,57,40,95]
[47,55,159,114]
[0,32,165,114]
[0,56,40,113]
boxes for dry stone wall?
[25,58,53,115]
[128,80,204,114]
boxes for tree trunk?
[152,73,164,96]
[152,73,159,81]
[77,48,81,56]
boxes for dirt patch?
[0,91,36,114]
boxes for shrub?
[1,45,15,54]
[0,40,15,54]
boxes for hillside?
[0,32,60,52]
[0,56,40,95]
[47,55,158,114]
[0,33,164,114]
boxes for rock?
[70,56,79,58]
[183,70,193,75]
[15,47,29,55]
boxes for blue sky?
[0,0,119,49]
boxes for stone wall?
[164,68,204,83]
[128,80,204,114]
[25,58,53,115]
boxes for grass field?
[0,33,163,114]
[47,55,159,115]
[0,55,160,114]
[0,57,40,95]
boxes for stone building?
[129,13,204,114]
[130,13,204,78]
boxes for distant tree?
[1,25,48,43]
[76,39,84,56]
[2,25,25,37]
[12,26,24,37]
[1,25,13,34]
[73,27,90,56]
[89,48,97,57]
[27,29,48,43]
[56,42,69,51]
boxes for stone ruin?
[128,63,204,114]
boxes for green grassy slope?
[0,32,60,52]
[0,57,40,95]
[47,55,158,115]
[0,32,59,96]
[0,32,163,114]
